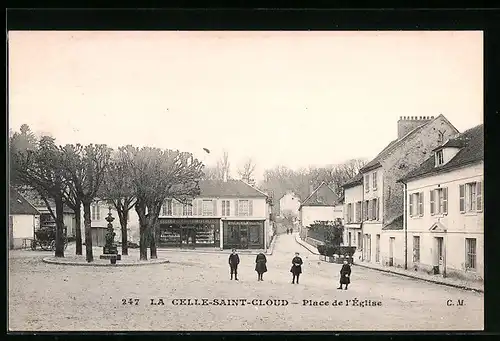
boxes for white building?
[9,187,40,249]
[391,124,483,281]
[342,173,364,260]
[279,191,301,217]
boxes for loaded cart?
[31,226,68,251]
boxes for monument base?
[100,254,122,264]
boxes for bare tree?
[217,150,231,181]
[238,158,256,183]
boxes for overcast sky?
[9,31,483,180]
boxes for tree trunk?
[83,202,93,262]
[74,204,83,255]
[149,217,158,259]
[54,197,65,258]
[136,203,148,260]
[119,211,129,256]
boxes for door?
[348,232,352,246]
[376,234,380,263]
[389,237,395,266]
[239,226,249,249]
[436,237,444,273]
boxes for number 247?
[122,298,140,305]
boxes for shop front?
[223,220,265,250]
[159,218,220,248]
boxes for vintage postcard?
[8,30,484,331]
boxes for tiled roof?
[299,182,338,209]
[341,173,363,188]
[199,179,268,198]
[399,124,483,182]
[9,187,40,215]
[382,214,403,230]
[360,115,455,173]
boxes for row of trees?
[10,124,204,262]
[259,159,367,204]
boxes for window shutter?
[249,200,253,216]
[418,192,424,216]
[376,199,380,220]
[235,200,239,216]
[476,181,483,212]
[193,200,197,216]
[221,201,225,216]
[443,188,448,215]
[409,194,414,217]
[459,184,465,213]
[430,190,435,215]
[368,200,373,220]
[227,200,231,216]
[196,200,201,215]
[213,200,217,216]
[344,204,348,222]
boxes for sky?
[8,31,483,180]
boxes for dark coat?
[290,256,303,275]
[229,254,240,267]
[340,263,351,284]
[255,253,267,273]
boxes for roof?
[360,115,457,173]
[9,187,40,215]
[299,182,338,209]
[399,124,483,183]
[198,179,268,198]
[382,214,403,230]
[341,173,363,189]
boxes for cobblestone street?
[8,234,483,331]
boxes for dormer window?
[435,149,444,166]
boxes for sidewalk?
[294,234,483,293]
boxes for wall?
[380,230,405,267]
[279,193,300,215]
[405,162,483,280]
[300,206,336,229]
[382,116,458,225]
[12,214,35,239]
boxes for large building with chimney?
[345,115,459,264]
[392,124,483,281]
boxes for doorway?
[435,237,444,274]
[348,232,352,246]
[389,237,395,266]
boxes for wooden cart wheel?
[31,240,37,251]
[51,240,56,251]
[64,239,68,250]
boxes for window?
[413,236,420,263]
[350,203,354,223]
[460,182,483,213]
[347,203,353,223]
[465,238,476,270]
[162,200,172,216]
[183,203,193,216]
[237,200,252,216]
[371,198,379,220]
[357,232,362,249]
[430,188,447,215]
[355,201,362,222]
[372,171,377,190]
[364,174,370,192]
[202,200,214,216]
[172,201,183,216]
[91,203,101,221]
[221,200,231,216]
[363,200,369,221]
[409,192,424,217]
[375,234,380,262]
[435,150,444,166]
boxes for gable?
[429,221,447,232]
[299,182,339,209]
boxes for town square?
[8,31,483,331]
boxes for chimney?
[397,116,433,140]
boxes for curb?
[355,263,484,293]
[42,257,171,267]
[294,234,319,255]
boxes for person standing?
[338,260,352,290]
[290,252,303,284]
[229,248,240,281]
[255,252,267,281]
